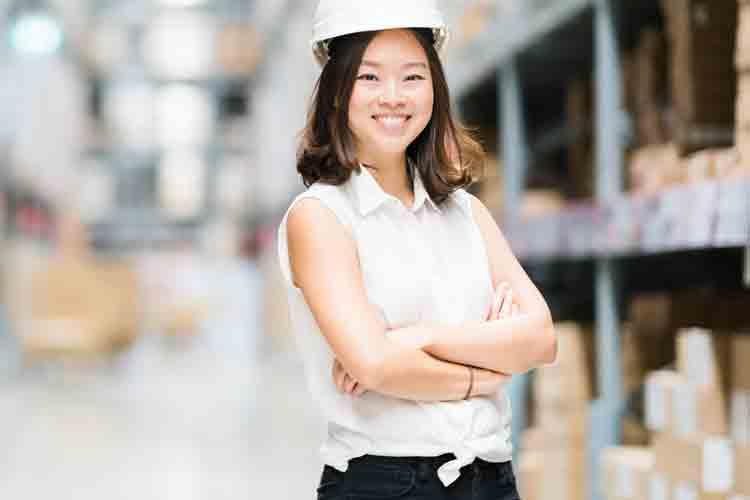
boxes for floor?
[0,261,327,500]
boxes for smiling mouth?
[372,114,412,130]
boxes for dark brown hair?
[297,28,485,205]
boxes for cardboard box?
[518,447,587,500]
[517,452,542,500]
[733,336,750,391]
[735,445,750,496]
[622,323,645,396]
[653,433,733,493]
[628,294,677,374]
[650,472,671,500]
[629,144,684,194]
[649,474,730,500]
[533,322,596,408]
[534,406,589,439]
[633,28,671,146]
[521,426,587,452]
[566,77,594,198]
[645,370,682,432]
[661,0,737,153]
[602,446,654,499]
[732,390,750,445]
[676,328,731,390]
[737,2,750,71]
[671,381,728,437]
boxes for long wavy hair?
[297,28,485,205]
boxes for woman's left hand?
[333,357,368,397]
[332,284,519,397]
[486,282,521,321]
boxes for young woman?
[277,2,556,498]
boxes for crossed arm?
[286,193,556,402]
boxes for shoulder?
[284,182,355,229]
[287,183,353,225]
[447,188,481,219]
[449,189,500,236]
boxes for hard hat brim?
[311,24,449,67]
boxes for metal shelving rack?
[445,1,714,499]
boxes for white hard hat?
[311,0,449,67]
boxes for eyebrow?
[360,60,428,70]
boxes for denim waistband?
[347,453,513,482]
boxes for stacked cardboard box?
[628,143,684,194]
[518,189,566,218]
[566,77,594,199]
[736,0,750,167]
[661,0,737,154]
[518,323,595,500]
[631,28,672,146]
[25,255,140,357]
[476,155,503,217]
[683,148,745,182]
[21,213,140,358]
[646,328,734,500]
[602,446,655,500]
[731,335,750,499]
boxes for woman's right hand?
[472,282,520,397]
[471,367,512,397]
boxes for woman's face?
[348,29,434,160]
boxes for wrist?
[463,366,474,400]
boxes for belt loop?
[472,459,481,479]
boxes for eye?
[357,74,378,81]
[405,74,426,81]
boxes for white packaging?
[732,390,750,446]
[615,462,635,498]
[646,371,678,431]
[672,382,697,437]
[702,437,733,493]
[674,481,698,500]
[650,473,670,500]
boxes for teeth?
[374,116,408,128]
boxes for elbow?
[533,313,557,367]
[358,355,386,391]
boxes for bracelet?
[463,366,474,400]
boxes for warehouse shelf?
[444,2,709,500]
[84,144,252,163]
[504,178,750,262]
[89,211,202,250]
[92,75,253,94]
[447,0,663,103]
[446,0,594,100]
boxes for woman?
[277,1,556,498]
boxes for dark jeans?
[316,453,521,500]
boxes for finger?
[499,290,513,318]
[344,373,358,394]
[489,283,508,320]
[335,371,344,393]
[333,363,346,393]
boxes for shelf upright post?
[591,1,626,499]
[500,61,528,221]
[499,58,530,462]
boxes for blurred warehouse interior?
[0,1,750,500]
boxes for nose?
[378,78,405,106]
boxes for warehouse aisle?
[0,265,326,500]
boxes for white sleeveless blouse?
[277,165,512,486]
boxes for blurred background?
[0,0,748,499]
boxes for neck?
[359,151,413,205]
